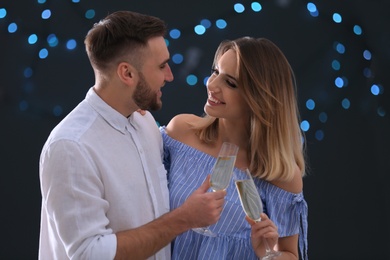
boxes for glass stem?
[263,237,273,253]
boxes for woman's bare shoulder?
[165,114,202,141]
[271,164,303,194]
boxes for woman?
[160,37,308,259]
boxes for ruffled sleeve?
[259,181,309,260]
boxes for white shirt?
[39,88,170,260]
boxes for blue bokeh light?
[203,76,209,86]
[363,68,372,78]
[8,23,18,33]
[200,19,212,29]
[335,77,344,88]
[172,53,184,64]
[216,19,227,29]
[0,8,7,18]
[39,48,49,59]
[306,99,315,110]
[377,107,386,117]
[251,2,262,12]
[300,120,310,132]
[333,13,342,23]
[319,112,328,123]
[24,67,33,78]
[353,25,362,35]
[41,9,51,19]
[307,2,319,17]
[85,9,95,19]
[234,3,245,13]
[53,105,63,117]
[186,75,198,86]
[47,34,59,47]
[370,84,380,96]
[307,2,317,12]
[341,98,350,109]
[335,42,345,54]
[28,34,38,44]
[332,60,340,70]
[169,29,181,39]
[315,130,324,141]
[194,25,206,35]
[66,39,77,50]
[363,50,372,60]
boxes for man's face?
[133,36,174,111]
[133,72,160,111]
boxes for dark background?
[1,0,389,259]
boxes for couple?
[39,10,308,260]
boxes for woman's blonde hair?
[192,37,306,181]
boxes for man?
[39,11,225,260]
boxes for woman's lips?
[208,93,224,105]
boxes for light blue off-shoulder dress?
[160,127,308,260]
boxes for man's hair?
[84,11,167,71]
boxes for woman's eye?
[211,68,219,75]
[227,81,237,88]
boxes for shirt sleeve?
[40,139,117,260]
[261,182,309,260]
[159,126,171,173]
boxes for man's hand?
[180,175,226,228]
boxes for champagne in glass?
[210,155,237,191]
[192,142,239,237]
[235,169,281,260]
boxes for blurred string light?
[306,99,316,110]
[41,9,51,19]
[28,34,38,44]
[186,75,198,86]
[332,13,342,23]
[234,3,245,13]
[8,22,17,33]
[303,1,387,135]
[306,2,318,17]
[201,19,212,28]
[172,53,184,64]
[251,2,262,12]
[0,8,7,18]
[0,2,98,118]
[353,25,362,35]
[0,0,386,135]
[341,98,351,109]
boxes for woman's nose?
[206,76,220,92]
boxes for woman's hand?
[246,213,279,257]
[136,109,147,116]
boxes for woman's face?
[204,49,250,121]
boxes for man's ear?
[117,62,137,84]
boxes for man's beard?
[133,72,162,111]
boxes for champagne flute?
[192,142,239,237]
[235,168,281,259]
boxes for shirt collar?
[85,87,129,134]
